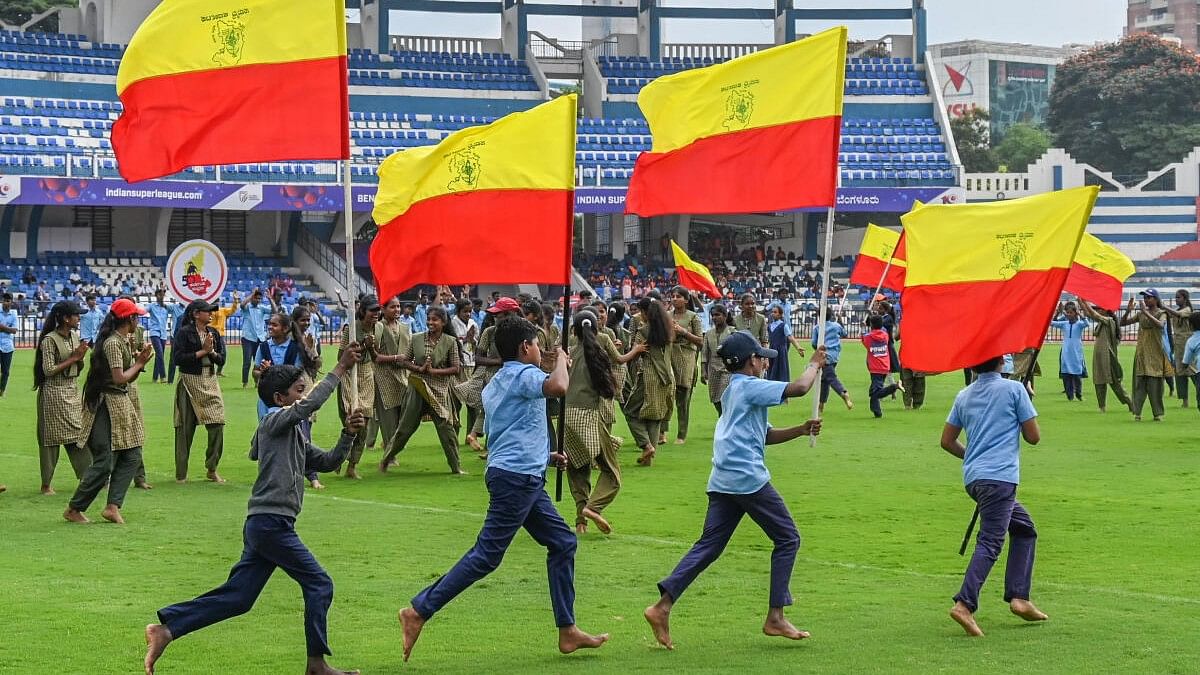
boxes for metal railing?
[660,43,767,60]
[294,225,373,299]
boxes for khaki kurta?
[37,330,84,446]
[1091,315,1124,386]
[375,319,412,410]
[734,312,769,345]
[563,336,622,469]
[174,326,225,427]
[670,309,702,389]
[80,334,145,451]
[1134,310,1172,378]
[702,325,736,405]
[453,325,499,409]
[1170,307,1194,374]
[408,331,461,422]
[338,320,379,418]
[628,324,675,421]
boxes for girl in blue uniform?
[1050,301,1088,401]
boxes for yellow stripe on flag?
[1074,233,1135,281]
[117,0,347,94]
[859,224,901,264]
[901,186,1099,287]
[637,27,847,154]
[373,96,577,225]
[671,241,717,285]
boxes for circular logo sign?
[166,239,228,303]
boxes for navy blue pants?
[1061,374,1083,401]
[869,373,899,418]
[955,480,1037,612]
[150,335,167,381]
[659,483,800,608]
[413,467,577,627]
[241,338,262,385]
[157,514,334,657]
[818,363,847,404]
[0,350,12,392]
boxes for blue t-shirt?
[1183,332,1200,372]
[80,307,105,343]
[811,320,843,364]
[484,361,550,478]
[241,303,270,343]
[146,303,170,338]
[947,372,1038,486]
[0,308,16,353]
[413,304,428,334]
[708,373,788,494]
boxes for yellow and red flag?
[898,186,1099,372]
[112,0,349,183]
[848,224,906,291]
[626,27,847,216]
[1065,233,1136,311]
[671,241,721,299]
[369,96,576,301]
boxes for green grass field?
[0,344,1196,674]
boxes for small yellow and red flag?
[112,0,349,182]
[1065,233,1136,311]
[670,241,721,299]
[626,27,847,216]
[848,224,907,292]
[369,96,577,301]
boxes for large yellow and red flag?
[625,27,847,216]
[671,241,721,299]
[112,0,349,183]
[898,186,1099,372]
[369,96,576,301]
[848,224,906,292]
[1065,233,1136,311]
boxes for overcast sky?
[389,0,1129,48]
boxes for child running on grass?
[862,315,903,418]
[398,317,609,661]
[144,344,367,675]
[811,312,853,414]
[644,330,824,650]
[940,355,1047,637]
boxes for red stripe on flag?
[113,56,349,183]
[677,266,721,299]
[883,264,906,293]
[370,189,572,301]
[626,116,840,216]
[898,268,1070,373]
[1065,261,1125,311]
[849,254,888,287]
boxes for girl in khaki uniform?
[1122,291,1171,421]
[1078,299,1131,412]
[668,287,703,444]
[172,301,227,483]
[338,296,381,479]
[626,296,675,466]
[1164,289,1194,406]
[64,298,153,524]
[380,306,464,474]
[373,296,412,450]
[701,303,736,415]
[34,301,90,494]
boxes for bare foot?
[582,507,612,534]
[658,434,667,445]
[673,438,686,445]
[63,507,89,523]
[378,460,390,474]
[346,466,362,480]
[135,481,154,490]
[558,625,609,654]
[636,446,656,466]
[41,486,56,496]
[309,479,325,490]
[842,394,854,410]
[576,522,587,535]
[176,479,187,484]
[305,655,359,675]
[950,601,983,636]
[206,471,226,484]
[451,469,469,476]
[644,605,674,650]
[101,504,125,524]
[399,607,426,662]
[1010,599,1048,622]
[0,484,6,493]
[763,614,810,640]
[466,434,482,452]
[144,624,172,674]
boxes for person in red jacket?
[862,315,903,418]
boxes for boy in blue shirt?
[940,355,1046,637]
[1182,313,1200,411]
[398,317,609,661]
[644,330,824,650]
[811,312,853,414]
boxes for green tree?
[948,108,997,172]
[992,123,1051,172]
[0,0,57,28]
[1048,34,1200,176]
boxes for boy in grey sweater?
[144,345,366,675]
